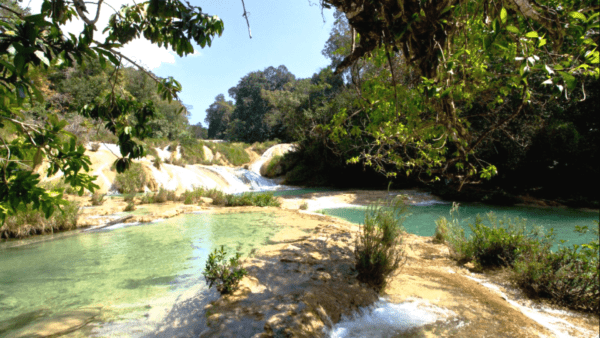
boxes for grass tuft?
[355,199,407,293]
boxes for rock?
[12,307,101,338]
[203,146,214,162]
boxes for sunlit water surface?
[320,204,598,250]
[0,212,280,337]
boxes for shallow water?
[320,204,598,250]
[325,298,455,338]
[0,212,281,337]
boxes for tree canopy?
[0,0,224,222]
[319,0,598,185]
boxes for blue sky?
[153,1,335,125]
[28,0,336,126]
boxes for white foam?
[465,276,597,338]
[326,298,454,338]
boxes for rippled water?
[320,204,598,250]
[0,212,281,337]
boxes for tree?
[0,0,224,222]
[227,65,295,142]
[204,94,234,139]
[321,0,598,185]
[189,122,208,139]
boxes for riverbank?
[2,190,598,337]
[200,206,599,337]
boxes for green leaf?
[34,51,50,67]
[559,71,576,91]
[500,7,507,24]
[525,31,538,38]
[506,25,519,34]
[569,11,586,21]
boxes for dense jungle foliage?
[1,0,598,222]
[205,7,599,207]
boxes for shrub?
[171,158,186,167]
[40,179,78,195]
[152,155,162,169]
[355,199,407,292]
[251,139,280,155]
[113,162,148,194]
[210,142,250,166]
[467,213,547,269]
[299,201,308,210]
[180,187,206,204]
[90,193,106,206]
[511,222,599,313]
[90,143,100,152]
[433,203,474,262]
[154,188,168,203]
[264,155,284,177]
[205,188,226,205]
[139,193,154,204]
[435,203,548,268]
[123,193,135,202]
[179,138,206,164]
[203,245,248,295]
[1,201,80,239]
[224,192,281,207]
[124,202,136,212]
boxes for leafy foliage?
[320,0,598,185]
[511,222,599,313]
[436,205,599,312]
[355,199,407,292]
[203,245,248,295]
[0,200,79,239]
[113,162,149,194]
[0,0,224,222]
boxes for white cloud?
[27,0,190,70]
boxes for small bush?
[210,142,250,166]
[179,138,206,164]
[152,156,162,169]
[355,199,407,292]
[435,203,548,268]
[251,139,280,155]
[203,245,248,295]
[139,193,154,204]
[124,202,136,212]
[299,201,309,210]
[224,192,281,207]
[433,203,474,262]
[264,155,284,177]
[90,143,100,152]
[511,222,599,313]
[171,158,186,167]
[123,193,135,202]
[90,193,106,206]
[467,213,547,269]
[40,179,78,195]
[113,162,148,194]
[154,188,168,203]
[181,187,206,205]
[1,201,80,239]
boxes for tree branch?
[0,4,24,18]
[240,0,252,39]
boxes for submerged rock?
[9,307,101,338]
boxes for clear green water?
[320,204,599,250]
[0,212,280,337]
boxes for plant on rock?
[203,245,248,295]
[354,199,407,293]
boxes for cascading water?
[325,298,455,338]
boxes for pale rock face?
[203,146,214,162]
[249,143,297,176]
[40,143,289,195]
